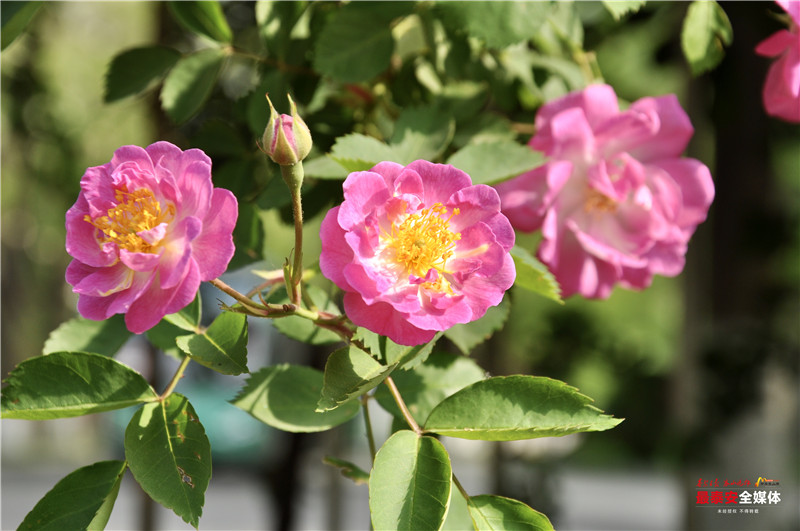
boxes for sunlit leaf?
[232,364,359,432]
[104,46,181,102]
[424,375,623,441]
[303,156,350,180]
[329,133,397,172]
[681,0,733,75]
[446,141,545,185]
[353,328,441,369]
[125,394,211,528]
[160,48,225,123]
[313,3,405,82]
[176,311,248,375]
[369,430,452,531]
[468,495,554,531]
[390,106,455,165]
[436,2,549,48]
[164,292,202,332]
[18,460,127,531]
[444,297,511,355]
[317,346,394,411]
[602,0,647,21]
[322,456,370,485]
[374,351,485,425]
[1,352,156,420]
[510,246,563,304]
[43,315,130,356]
[168,1,232,43]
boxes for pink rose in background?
[66,142,238,333]
[496,84,714,299]
[755,0,800,122]
[320,160,515,346]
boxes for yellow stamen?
[384,202,461,292]
[584,187,617,213]
[85,188,174,253]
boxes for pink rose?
[496,84,714,299]
[320,160,516,346]
[66,142,238,333]
[755,1,800,122]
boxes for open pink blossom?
[65,142,238,333]
[496,84,714,299]
[755,1,800,122]
[320,160,515,346]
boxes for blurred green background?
[1,2,798,530]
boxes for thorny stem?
[209,278,268,312]
[281,163,305,306]
[208,278,355,340]
[361,394,378,462]
[384,376,423,435]
[452,472,472,502]
[159,355,191,401]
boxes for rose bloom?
[320,160,515,346]
[66,142,238,333]
[755,0,800,122]
[496,84,714,299]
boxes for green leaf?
[444,297,511,355]
[18,460,127,531]
[271,285,342,345]
[353,328,441,369]
[369,430,452,531]
[317,346,395,411]
[374,351,485,425]
[390,106,455,165]
[125,394,211,528]
[436,2,549,49]
[168,1,232,43]
[436,81,490,122]
[104,46,181,102]
[42,315,130,356]
[468,495,554,531]
[164,292,202,332]
[303,156,350,180]
[681,1,733,76]
[322,456,370,485]
[602,0,647,21]
[231,364,360,432]
[446,141,545,185]
[329,133,397,172]
[510,246,563,304]
[313,4,396,82]
[176,311,249,375]
[1,1,42,50]
[160,48,225,123]
[1,352,157,420]
[255,0,306,59]
[424,375,623,441]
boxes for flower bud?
[262,94,313,166]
